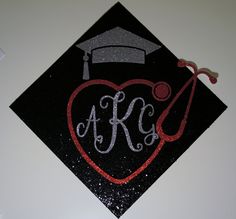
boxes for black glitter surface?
[10,3,227,218]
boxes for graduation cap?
[76,26,161,80]
[10,3,227,218]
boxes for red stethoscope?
[156,59,218,142]
[67,59,219,185]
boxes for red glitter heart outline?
[67,79,165,185]
[67,60,218,184]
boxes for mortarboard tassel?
[83,52,90,80]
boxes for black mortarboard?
[10,2,226,218]
[76,26,161,80]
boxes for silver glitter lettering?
[76,91,158,154]
[138,104,159,145]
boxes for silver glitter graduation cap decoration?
[76,26,161,80]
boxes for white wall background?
[0,0,235,218]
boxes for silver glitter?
[76,91,158,154]
[76,27,161,79]
[77,27,161,55]
[92,47,145,64]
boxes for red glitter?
[152,81,171,101]
[67,60,218,185]
[67,79,166,185]
[156,60,218,142]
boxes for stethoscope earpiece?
[156,59,219,142]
